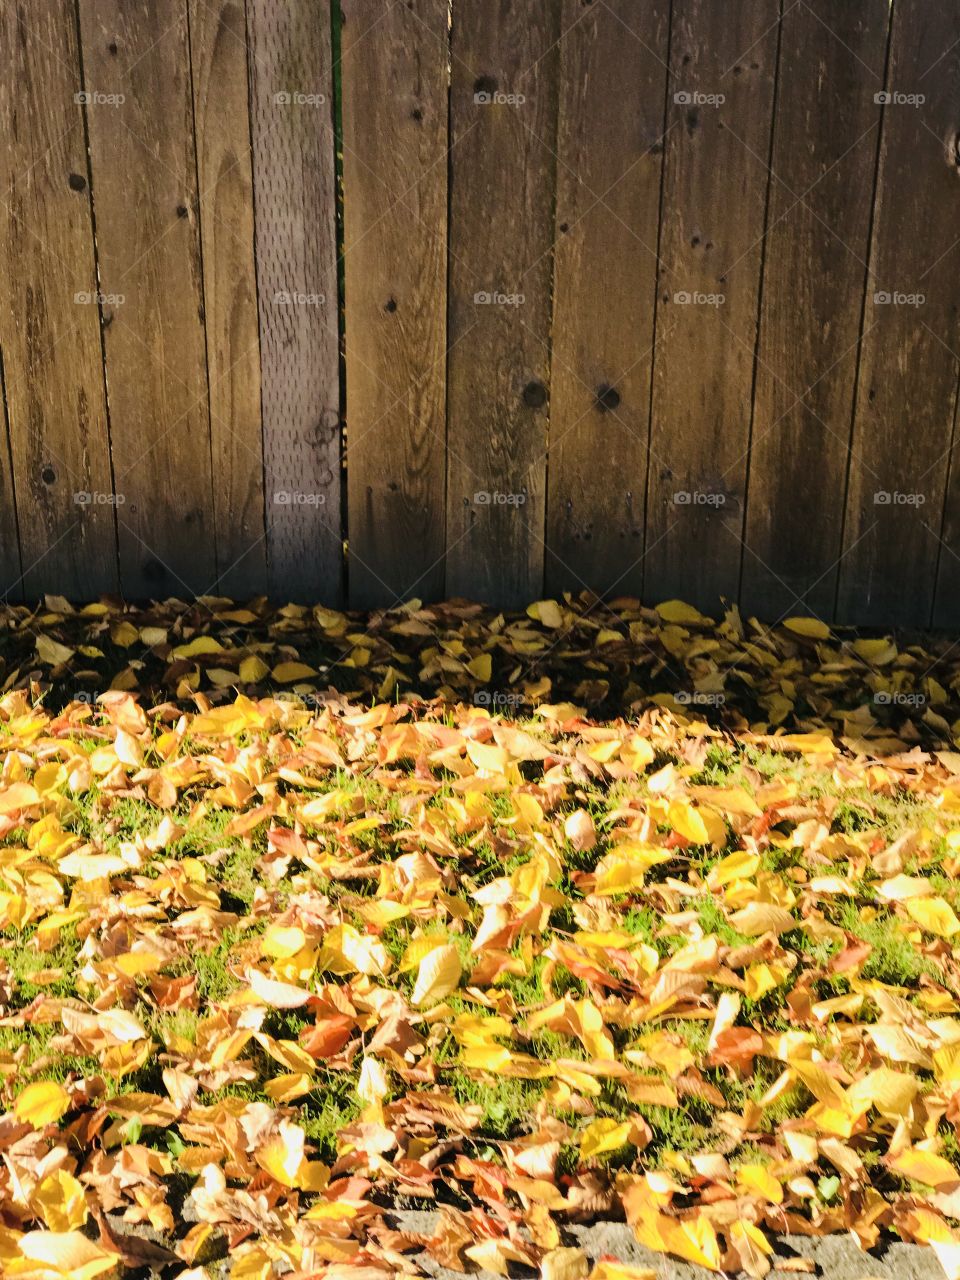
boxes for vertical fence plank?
[0,0,118,599]
[839,0,960,626]
[741,0,888,622]
[0,356,19,595]
[545,0,669,598]
[188,0,267,598]
[931,60,960,626]
[77,0,216,598]
[644,0,779,612]
[247,0,341,604]
[446,0,561,608]
[342,0,448,608]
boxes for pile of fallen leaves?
[5,595,960,1278]
[5,591,960,745]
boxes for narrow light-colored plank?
[77,0,216,598]
[742,0,888,622]
[840,0,960,626]
[342,0,448,609]
[247,0,341,603]
[546,0,670,597]
[644,0,778,612]
[0,0,118,598]
[0,353,20,597]
[188,0,267,598]
[446,0,561,608]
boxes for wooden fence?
[1,0,959,626]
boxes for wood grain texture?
[644,0,778,612]
[446,0,561,608]
[188,0,266,598]
[341,0,448,609]
[247,0,341,604]
[931,31,960,626]
[77,0,216,599]
[0,354,20,596]
[545,0,669,598]
[839,0,960,626]
[741,0,888,622]
[0,0,118,598]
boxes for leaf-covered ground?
[5,594,960,1279]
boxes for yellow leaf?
[707,850,760,890]
[728,901,795,936]
[635,1210,722,1271]
[744,961,791,1001]
[412,943,461,1006]
[261,924,308,959]
[17,1231,119,1280]
[593,844,671,895]
[113,952,164,983]
[256,1120,307,1187]
[906,896,960,938]
[655,599,709,625]
[255,1034,316,1074]
[728,1221,773,1278]
[110,620,140,647]
[0,783,41,815]
[358,1055,390,1104]
[788,1058,847,1108]
[580,1118,633,1158]
[853,637,897,665]
[466,739,509,774]
[466,1238,533,1276]
[889,1147,960,1189]
[271,661,318,682]
[737,1163,783,1204]
[35,1171,88,1231]
[263,1072,314,1102]
[461,1043,514,1072]
[36,634,75,666]
[528,600,564,629]
[845,1067,919,1121]
[172,636,224,659]
[229,1245,275,1280]
[691,786,761,818]
[541,1247,590,1280]
[14,1081,70,1128]
[239,655,270,683]
[246,968,311,1008]
[468,653,493,681]
[588,1265,656,1280]
[667,797,712,845]
[319,923,390,977]
[782,616,830,640]
[621,735,655,771]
